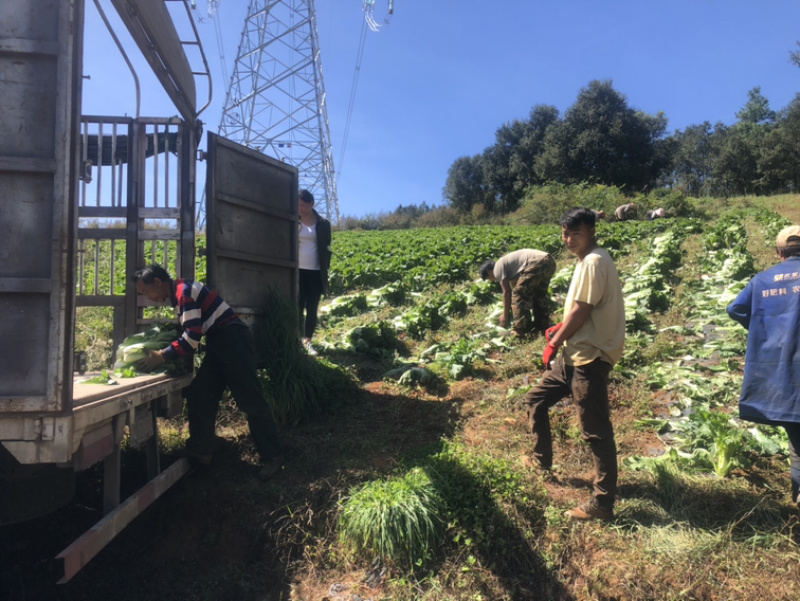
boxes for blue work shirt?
[727,256,800,425]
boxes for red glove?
[545,322,563,342]
[542,342,559,369]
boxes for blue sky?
[83,0,800,219]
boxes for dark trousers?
[785,422,800,505]
[524,356,617,509]
[298,268,324,339]
[185,323,283,462]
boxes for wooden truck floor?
[73,372,192,407]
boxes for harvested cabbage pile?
[113,324,180,375]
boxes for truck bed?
[73,372,191,408]
[65,371,194,473]
[71,371,193,436]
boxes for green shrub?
[575,182,626,213]
[514,182,580,225]
[339,467,445,567]
[515,182,628,225]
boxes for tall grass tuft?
[339,467,445,567]
[255,291,357,426]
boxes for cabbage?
[122,345,149,364]
[113,324,180,373]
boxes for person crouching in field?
[524,208,626,521]
[480,249,556,338]
[727,225,800,509]
[132,264,285,481]
[614,203,637,221]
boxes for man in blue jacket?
[727,224,800,508]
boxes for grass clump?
[338,467,445,568]
[256,291,358,425]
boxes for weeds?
[338,467,445,567]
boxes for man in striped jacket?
[133,264,284,480]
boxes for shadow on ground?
[0,384,455,600]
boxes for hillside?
[3,195,800,601]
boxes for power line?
[336,16,368,182]
[363,0,394,32]
[212,6,229,93]
[337,1,395,185]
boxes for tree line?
[443,79,800,215]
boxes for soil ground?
[0,380,465,601]
[0,359,689,601]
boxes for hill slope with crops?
[5,195,800,601]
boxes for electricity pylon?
[219,0,339,222]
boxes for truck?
[0,0,298,582]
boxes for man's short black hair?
[132,264,173,285]
[479,260,495,280]
[560,207,597,230]
[299,189,314,205]
[783,246,800,258]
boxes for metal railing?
[76,116,193,346]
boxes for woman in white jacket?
[297,189,332,355]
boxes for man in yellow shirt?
[525,207,625,521]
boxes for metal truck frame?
[0,0,298,582]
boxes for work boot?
[565,500,614,521]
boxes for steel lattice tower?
[219,0,339,222]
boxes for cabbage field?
[215,202,800,600]
[317,211,791,481]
